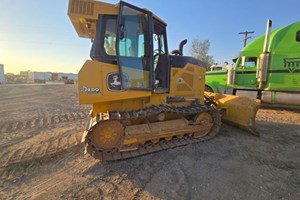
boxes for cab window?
[117,3,151,90]
[90,15,118,64]
[152,20,169,90]
[104,18,117,56]
[240,56,257,68]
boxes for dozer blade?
[205,92,260,135]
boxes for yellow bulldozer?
[68,0,259,161]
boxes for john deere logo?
[283,58,300,73]
[107,72,122,91]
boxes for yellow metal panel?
[68,0,118,38]
[78,60,151,105]
[92,98,147,115]
[206,92,260,135]
[148,93,167,105]
[77,60,103,104]
[169,63,205,102]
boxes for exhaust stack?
[262,19,272,53]
[257,19,272,89]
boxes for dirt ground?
[0,84,299,200]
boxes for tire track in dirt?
[70,167,138,199]
[69,152,177,199]
[0,111,89,135]
[0,130,82,168]
[0,147,92,200]
[0,148,86,200]
[14,155,95,200]
[0,159,42,185]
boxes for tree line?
[189,39,215,69]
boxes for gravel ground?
[0,84,299,200]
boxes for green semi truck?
[205,20,300,106]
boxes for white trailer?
[28,71,51,83]
[0,64,5,84]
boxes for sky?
[0,0,299,74]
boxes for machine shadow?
[77,119,300,199]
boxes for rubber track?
[86,105,221,161]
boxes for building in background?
[0,68,77,84]
[58,73,77,81]
[20,71,30,80]
[28,71,51,83]
[0,64,5,84]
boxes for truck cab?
[205,20,300,105]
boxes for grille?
[70,0,94,16]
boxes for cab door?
[235,56,258,88]
[116,2,153,90]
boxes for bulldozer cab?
[90,1,169,92]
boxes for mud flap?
[205,92,260,135]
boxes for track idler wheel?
[90,120,123,150]
[193,112,213,138]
